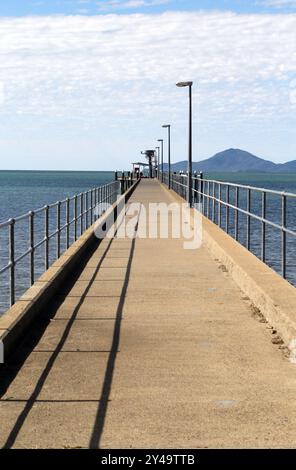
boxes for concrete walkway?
[1,179,296,448]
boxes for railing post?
[66,197,70,249]
[200,172,204,209]
[9,219,15,306]
[235,187,239,241]
[74,195,78,241]
[193,173,198,205]
[261,191,266,262]
[45,205,49,270]
[207,181,210,217]
[247,188,251,250]
[94,188,97,221]
[56,202,61,259]
[226,185,230,234]
[212,182,215,222]
[91,189,93,225]
[218,183,221,227]
[80,193,84,236]
[29,211,35,285]
[282,194,287,279]
[85,191,89,229]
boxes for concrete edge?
[0,178,140,362]
[160,180,296,357]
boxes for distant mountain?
[163,148,296,173]
[276,160,296,172]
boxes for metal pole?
[9,219,15,306]
[161,140,164,182]
[57,202,61,259]
[247,188,251,250]
[282,194,287,279]
[80,193,84,236]
[29,211,34,285]
[165,126,171,189]
[45,205,49,270]
[261,191,266,262]
[226,185,230,233]
[235,187,239,241]
[188,84,193,207]
[66,198,70,249]
[74,195,78,241]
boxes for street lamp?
[176,81,193,207]
[157,139,164,182]
[155,146,160,180]
[162,124,171,189]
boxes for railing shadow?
[0,230,124,448]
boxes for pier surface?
[1,179,296,448]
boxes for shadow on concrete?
[89,215,139,449]
[0,235,120,449]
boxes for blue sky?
[0,1,295,170]
[1,1,296,16]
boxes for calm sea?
[0,170,296,314]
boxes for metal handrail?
[165,172,296,283]
[0,179,133,312]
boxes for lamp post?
[157,139,164,182]
[155,146,160,180]
[176,81,193,207]
[162,124,171,189]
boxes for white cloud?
[260,0,296,7]
[96,0,171,10]
[0,11,295,125]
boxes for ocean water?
[0,170,296,315]
[0,170,115,314]
[0,170,115,223]
[203,172,296,288]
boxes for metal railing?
[165,172,296,285]
[0,179,128,312]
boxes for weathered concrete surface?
[1,179,296,448]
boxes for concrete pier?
[1,179,296,448]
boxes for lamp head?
[162,124,170,128]
[176,81,193,87]
[157,139,163,142]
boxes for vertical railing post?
[247,188,251,251]
[9,219,15,306]
[218,183,221,228]
[94,188,97,221]
[45,205,49,270]
[85,191,88,229]
[74,195,78,241]
[212,182,215,222]
[91,189,93,225]
[282,194,287,279]
[235,187,239,241]
[226,185,230,234]
[66,197,70,249]
[207,181,210,217]
[193,174,198,205]
[57,202,61,259]
[29,211,34,285]
[80,193,84,236]
[261,191,266,262]
[200,172,204,210]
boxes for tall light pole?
[162,124,171,189]
[176,81,193,207]
[155,146,160,180]
[157,139,164,182]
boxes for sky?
[0,1,295,170]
